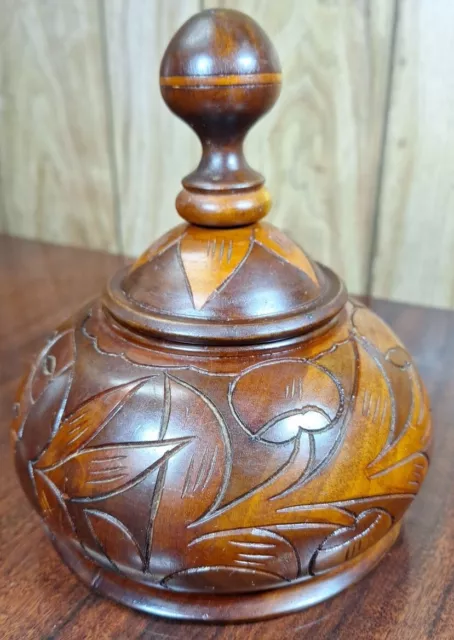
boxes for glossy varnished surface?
[7,7,430,617]
[0,235,452,638]
[160,9,281,227]
[10,240,430,618]
[108,221,345,343]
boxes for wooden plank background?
[372,0,454,308]
[0,0,451,308]
[0,0,118,251]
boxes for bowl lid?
[104,222,345,345]
[103,8,347,345]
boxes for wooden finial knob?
[160,9,282,227]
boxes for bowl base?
[52,523,401,623]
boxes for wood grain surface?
[0,234,453,639]
[0,0,118,252]
[102,0,199,255]
[371,0,454,308]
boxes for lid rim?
[103,264,347,346]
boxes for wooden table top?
[1,234,453,640]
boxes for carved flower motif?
[230,359,342,443]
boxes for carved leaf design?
[368,452,429,493]
[312,509,392,574]
[34,469,75,538]
[30,329,76,402]
[36,379,149,469]
[43,439,191,502]
[187,527,299,584]
[18,369,73,462]
[11,329,75,448]
[159,376,229,518]
[179,226,253,309]
[254,223,319,285]
[378,348,414,448]
[352,306,424,460]
[146,375,230,578]
[85,508,144,572]
[352,308,414,447]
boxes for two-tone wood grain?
[1,235,452,638]
[205,0,396,293]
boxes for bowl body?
[11,296,431,620]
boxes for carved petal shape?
[312,509,392,574]
[34,469,75,538]
[188,527,299,582]
[230,360,341,440]
[131,223,188,269]
[254,223,319,285]
[386,346,412,369]
[263,409,333,443]
[85,508,144,572]
[36,379,149,469]
[179,226,253,309]
[44,439,191,501]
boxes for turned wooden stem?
[159,9,282,228]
